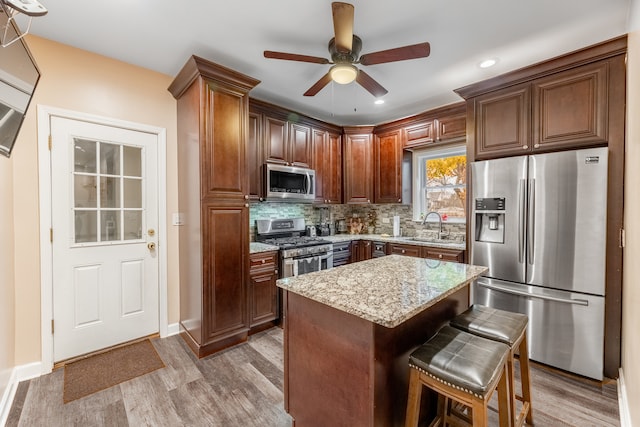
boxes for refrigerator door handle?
[477,280,589,306]
[527,179,535,265]
[518,179,526,264]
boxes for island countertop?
[276,254,487,328]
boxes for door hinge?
[50,228,53,242]
[48,135,52,151]
[620,228,626,248]
[51,319,54,334]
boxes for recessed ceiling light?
[479,58,497,68]
[374,99,385,105]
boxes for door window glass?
[72,138,143,244]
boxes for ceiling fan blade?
[332,2,354,53]
[264,51,330,65]
[356,69,388,98]
[359,42,431,66]
[304,72,333,96]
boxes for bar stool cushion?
[409,325,509,399]
[450,304,527,347]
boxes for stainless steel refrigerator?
[470,147,608,380]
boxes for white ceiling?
[26,0,631,126]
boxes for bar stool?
[450,305,533,426]
[405,325,511,427]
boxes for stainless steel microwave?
[264,163,316,202]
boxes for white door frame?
[37,105,168,374]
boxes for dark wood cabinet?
[388,243,422,258]
[249,251,279,328]
[374,129,403,203]
[311,129,326,204]
[263,115,289,165]
[289,122,312,168]
[350,240,372,263]
[169,56,259,358]
[343,127,374,204]
[324,131,343,204]
[472,83,531,159]
[532,61,608,151]
[248,111,263,201]
[466,59,611,160]
[423,247,465,262]
[400,104,466,149]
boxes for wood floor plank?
[119,371,183,426]
[8,327,620,427]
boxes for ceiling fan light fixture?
[330,64,358,84]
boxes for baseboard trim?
[618,368,632,427]
[166,322,180,337]
[0,362,41,426]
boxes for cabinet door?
[289,122,312,168]
[248,111,263,200]
[344,132,373,204]
[474,83,531,160]
[436,112,466,143]
[423,247,465,262]
[264,115,288,165]
[202,85,249,200]
[374,130,403,203]
[324,132,343,204]
[201,202,249,342]
[249,268,278,327]
[312,129,327,203]
[404,121,435,148]
[388,243,422,258]
[532,61,608,151]
[361,240,373,261]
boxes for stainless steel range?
[255,218,333,278]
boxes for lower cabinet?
[388,243,422,258]
[350,240,373,263]
[249,251,279,329]
[423,247,465,262]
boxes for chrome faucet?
[421,211,444,239]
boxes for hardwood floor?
[6,327,620,426]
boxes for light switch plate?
[172,213,184,226]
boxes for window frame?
[412,144,467,224]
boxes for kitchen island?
[276,255,487,427]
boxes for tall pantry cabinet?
[169,56,260,358]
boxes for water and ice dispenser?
[474,198,505,243]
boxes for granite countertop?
[276,255,487,328]
[250,242,279,254]
[323,234,466,250]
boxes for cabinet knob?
[523,145,528,149]
[245,203,249,207]
[261,259,266,264]
[244,195,249,200]
[367,199,371,203]
[402,249,406,254]
[534,144,540,148]
[438,254,443,259]
[398,198,401,203]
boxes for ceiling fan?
[263,2,430,98]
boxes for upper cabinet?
[312,129,343,204]
[343,127,374,204]
[455,37,625,161]
[288,122,312,168]
[401,104,466,149]
[248,110,263,201]
[374,129,403,203]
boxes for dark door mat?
[63,339,165,403]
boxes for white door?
[50,116,159,362]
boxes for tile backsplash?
[249,202,466,242]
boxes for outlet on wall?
[382,217,390,224]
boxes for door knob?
[147,242,156,250]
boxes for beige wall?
[0,149,15,401]
[623,7,640,426]
[12,36,179,364]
